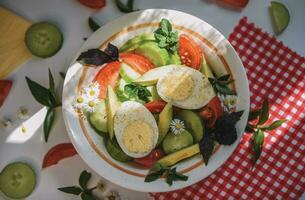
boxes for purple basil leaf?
[77,49,112,66]
[105,43,119,61]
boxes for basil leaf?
[245,124,255,133]
[115,89,129,102]
[217,74,230,81]
[218,79,234,86]
[58,186,82,195]
[88,17,100,32]
[49,69,55,94]
[124,83,151,103]
[59,72,66,80]
[166,174,174,186]
[114,0,137,13]
[44,107,55,142]
[231,110,244,122]
[160,18,172,33]
[48,69,61,107]
[154,19,178,53]
[261,119,286,131]
[105,43,119,61]
[127,0,135,10]
[252,129,264,165]
[25,77,53,107]
[257,99,269,125]
[79,170,92,190]
[77,49,112,66]
[215,84,237,95]
[81,192,96,200]
[199,131,214,165]
[248,109,261,122]
[144,170,165,182]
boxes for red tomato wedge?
[145,100,180,114]
[42,143,78,169]
[120,53,154,74]
[134,149,164,168]
[78,0,106,9]
[0,80,13,107]
[178,34,202,70]
[94,61,121,99]
[217,0,249,8]
[199,96,223,128]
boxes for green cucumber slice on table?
[270,1,290,34]
[25,22,63,58]
[0,162,36,199]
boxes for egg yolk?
[159,72,194,101]
[123,121,153,153]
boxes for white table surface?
[0,0,304,199]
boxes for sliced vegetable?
[134,149,164,168]
[120,53,154,74]
[88,100,108,133]
[199,96,223,128]
[178,34,202,70]
[0,80,12,107]
[270,1,290,34]
[105,139,132,162]
[78,0,106,9]
[42,143,77,169]
[157,103,173,145]
[217,0,249,8]
[145,100,167,113]
[119,63,141,83]
[200,56,214,78]
[94,61,121,99]
[119,34,155,52]
[105,86,121,139]
[162,130,193,154]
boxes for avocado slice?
[105,138,132,162]
[162,130,193,154]
[105,86,121,139]
[135,42,170,67]
[119,33,155,52]
[89,100,108,134]
[147,85,160,101]
[157,103,173,145]
[152,144,200,169]
[176,110,204,142]
[169,51,181,65]
[200,56,214,78]
[119,63,141,83]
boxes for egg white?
[157,66,216,109]
[114,101,159,158]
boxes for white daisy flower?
[18,107,29,120]
[73,95,87,110]
[170,119,186,135]
[106,190,120,200]
[83,98,99,113]
[21,125,27,133]
[1,119,12,129]
[85,82,100,99]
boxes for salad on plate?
[73,18,243,185]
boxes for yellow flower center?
[89,90,95,96]
[88,101,95,107]
[77,97,84,103]
[175,123,183,130]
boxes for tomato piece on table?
[199,96,223,128]
[134,149,164,168]
[0,80,13,107]
[120,53,155,75]
[178,34,202,70]
[217,0,249,8]
[94,61,121,99]
[78,0,106,9]
[42,143,78,169]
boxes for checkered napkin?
[151,17,305,199]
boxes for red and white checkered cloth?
[151,17,305,199]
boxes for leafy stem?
[246,99,286,166]
[208,74,236,95]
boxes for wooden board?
[0,6,32,79]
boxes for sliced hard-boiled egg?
[157,65,215,109]
[114,101,158,158]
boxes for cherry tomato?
[134,149,164,168]
[120,53,155,75]
[199,96,223,128]
[178,34,202,70]
[94,61,121,99]
[78,0,106,9]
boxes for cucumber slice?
[119,63,141,83]
[25,22,63,58]
[270,1,290,34]
[119,34,155,52]
[0,162,36,199]
[106,139,132,162]
[89,100,108,133]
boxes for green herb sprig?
[145,163,188,186]
[26,69,61,142]
[114,0,138,13]
[116,83,151,104]
[246,99,286,166]
[208,74,236,95]
[154,19,179,54]
[58,170,98,200]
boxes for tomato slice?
[78,0,106,9]
[0,80,13,107]
[199,96,223,128]
[178,34,202,70]
[120,53,154,74]
[145,100,167,113]
[94,61,121,99]
[134,149,164,168]
[42,143,78,169]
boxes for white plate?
[62,9,250,192]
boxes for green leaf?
[248,109,261,122]
[154,19,178,54]
[58,186,82,195]
[114,0,136,13]
[25,77,53,107]
[215,84,237,95]
[48,69,61,107]
[217,74,231,81]
[252,129,264,165]
[245,124,255,133]
[165,168,188,186]
[124,83,151,103]
[127,0,135,9]
[79,170,92,190]
[144,170,165,182]
[88,17,100,32]
[218,79,234,86]
[160,18,172,33]
[81,192,96,200]
[43,107,55,142]
[261,119,286,131]
[257,99,269,125]
[59,72,66,80]
[199,131,215,165]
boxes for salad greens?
[154,19,179,54]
